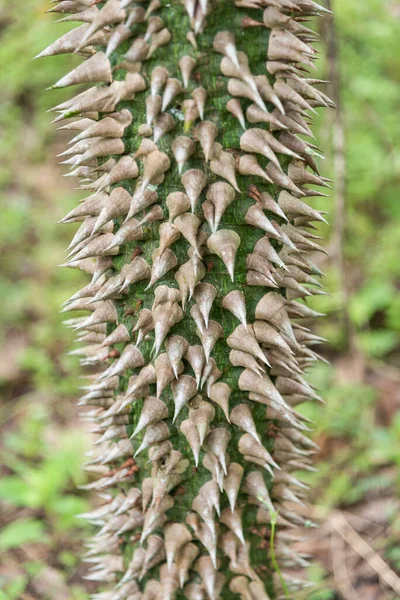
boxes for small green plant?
[0,401,90,598]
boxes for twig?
[308,504,389,533]
[330,522,361,600]
[331,511,400,595]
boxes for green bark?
[44,0,330,598]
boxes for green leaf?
[0,575,28,600]
[0,476,30,507]
[52,495,89,531]
[0,518,47,551]
[357,329,398,358]
[349,282,393,328]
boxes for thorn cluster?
[43,0,331,597]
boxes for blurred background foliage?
[0,0,399,598]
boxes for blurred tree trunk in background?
[322,0,357,356]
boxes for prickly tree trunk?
[42,0,331,598]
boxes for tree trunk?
[42,0,331,597]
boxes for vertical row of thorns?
[41,0,332,598]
